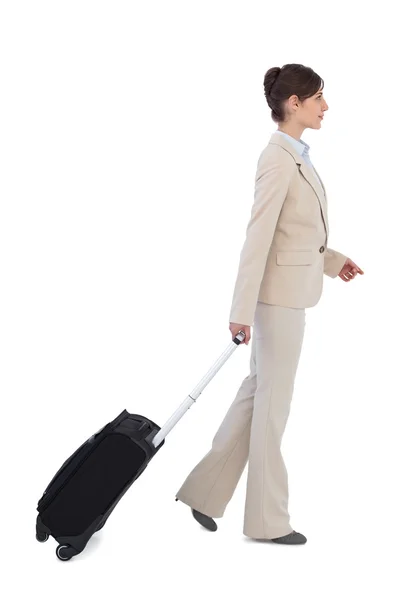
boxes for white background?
[1,1,399,598]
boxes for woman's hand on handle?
[229,322,251,345]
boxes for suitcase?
[36,330,246,561]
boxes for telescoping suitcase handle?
[150,330,246,448]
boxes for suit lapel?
[269,132,329,236]
[297,158,329,236]
[311,164,327,197]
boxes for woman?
[175,63,364,545]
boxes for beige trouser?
[175,301,306,539]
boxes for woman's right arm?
[228,146,295,329]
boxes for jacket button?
[319,246,325,253]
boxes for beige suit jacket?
[229,131,347,326]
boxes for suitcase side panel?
[37,410,129,511]
[37,413,165,542]
[40,433,148,537]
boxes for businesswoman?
[175,63,364,545]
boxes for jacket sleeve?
[323,247,347,278]
[228,147,295,327]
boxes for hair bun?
[264,66,281,99]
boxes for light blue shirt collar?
[274,129,324,191]
[275,130,311,162]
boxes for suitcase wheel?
[56,544,78,561]
[36,531,49,543]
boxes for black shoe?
[271,530,307,544]
[191,508,218,532]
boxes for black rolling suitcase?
[36,330,246,561]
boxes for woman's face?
[288,87,329,130]
[299,87,329,129]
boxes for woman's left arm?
[323,247,348,278]
[324,247,365,281]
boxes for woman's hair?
[263,63,324,123]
